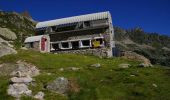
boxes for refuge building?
[25,11,115,57]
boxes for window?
[71,41,79,49]
[52,26,57,31]
[52,43,59,50]
[82,40,90,46]
[61,42,69,48]
[56,24,77,32]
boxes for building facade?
[24,35,50,52]
[25,11,115,57]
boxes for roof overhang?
[36,11,111,29]
[24,35,44,43]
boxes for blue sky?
[0,0,170,35]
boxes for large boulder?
[46,77,69,95]
[7,83,32,98]
[0,37,17,57]
[0,27,17,40]
[0,43,17,57]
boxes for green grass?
[0,50,170,100]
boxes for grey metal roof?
[24,35,44,43]
[36,11,111,28]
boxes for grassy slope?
[0,50,170,100]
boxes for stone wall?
[54,48,109,57]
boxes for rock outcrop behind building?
[0,37,17,57]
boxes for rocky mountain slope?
[0,11,36,57]
[114,27,170,67]
[0,11,36,47]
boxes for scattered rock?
[47,73,51,75]
[130,74,135,77]
[138,63,146,67]
[152,83,158,88]
[7,83,32,98]
[118,64,131,69]
[66,67,80,71]
[59,67,80,71]
[71,67,80,71]
[90,63,101,68]
[46,77,69,95]
[34,91,44,100]
[59,68,64,71]
[138,63,152,67]
[10,76,32,83]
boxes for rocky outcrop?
[0,44,17,57]
[0,60,39,77]
[7,61,40,99]
[0,11,35,34]
[122,51,152,67]
[0,63,18,76]
[10,60,40,77]
[0,37,17,57]
[0,27,17,40]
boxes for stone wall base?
[53,48,111,57]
